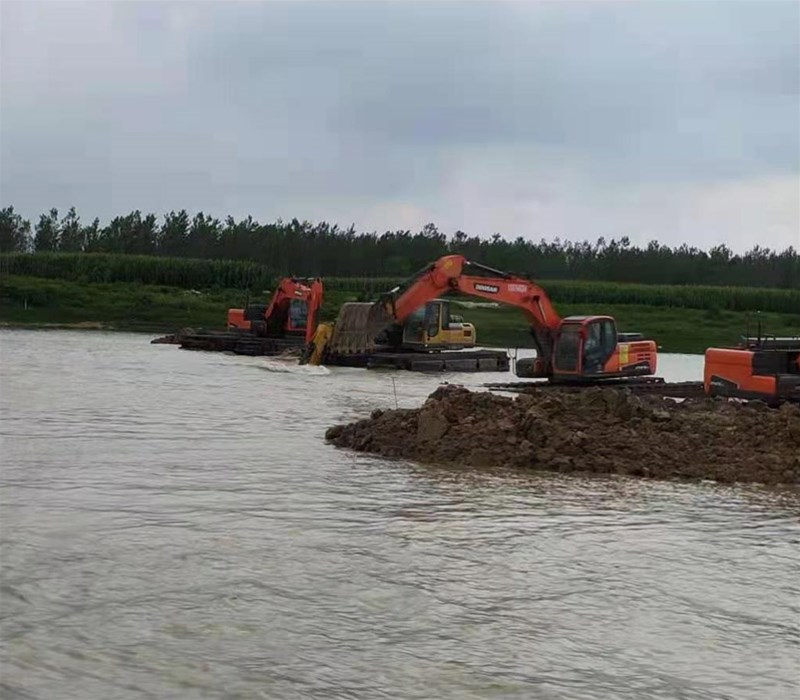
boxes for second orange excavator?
[305,254,657,382]
[228,277,324,345]
[159,277,324,357]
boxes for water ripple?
[1,330,798,700]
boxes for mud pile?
[326,385,800,485]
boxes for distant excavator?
[303,254,658,382]
[705,332,800,404]
[228,277,324,344]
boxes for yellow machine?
[303,299,475,365]
[398,299,475,350]
[306,322,333,365]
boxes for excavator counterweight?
[705,335,800,404]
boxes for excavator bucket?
[327,302,394,355]
[366,301,393,331]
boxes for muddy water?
[0,329,798,700]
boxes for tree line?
[1,205,797,288]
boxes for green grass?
[0,252,273,290]
[3,252,799,313]
[0,275,241,331]
[0,275,360,332]
[459,303,800,354]
[2,275,798,353]
[330,276,800,314]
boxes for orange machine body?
[550,316,658,380]
[704,338,800,403]
[227,308,250,330]
[227,277,324,344]
[370,254,657,382]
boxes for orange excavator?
[228,277,323,344]
[306,254,657,382]
[704,330,800,404]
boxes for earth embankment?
[326,385,800,485]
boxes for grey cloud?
[1,1,798,249]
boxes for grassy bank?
[0,275,360,332]
[3,252,799,313]
[457,303,799,354]
[2,275,797,353]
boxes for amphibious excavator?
[705,333,800,404]
[228,277,324,344]
[303,254,658,381]
[315,298,477,356]
[155,277,324,357]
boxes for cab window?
[424,303,441,337]
[583,319,617,372]
[288,299,308,329]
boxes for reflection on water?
[1,330,798,700]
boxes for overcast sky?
[2,1,798,251]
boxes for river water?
[0,329,798,700]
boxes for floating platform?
[151,330,304,356]
[153,331,510,372]
[325,349,511,372]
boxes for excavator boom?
[367,255,561,366]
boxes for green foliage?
[0,207,31,253]
[0,252,272,291]
[82,210,159,255]
[1,207,798,288]
[34,209,60,252]
[58,207,84,252]
[2,275,798,354]
[0,275,246,330]
[2,252,799,314]
[537,279,800,314]
[454,302,800,354]
[326,276,800,314]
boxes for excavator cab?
[401,300,476,351]
[265,297,311,338]
[551,316,656,381]
[286,298,310,335]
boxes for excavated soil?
[326,385,800,485]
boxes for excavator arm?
[264,278,324,344]
[370,254,561,370]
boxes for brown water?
[1,329,798,700]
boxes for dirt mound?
[326,385,800,485]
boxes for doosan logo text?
[474,283,499,294]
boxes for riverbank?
[326,385,800,485]
[2,274,798,352]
